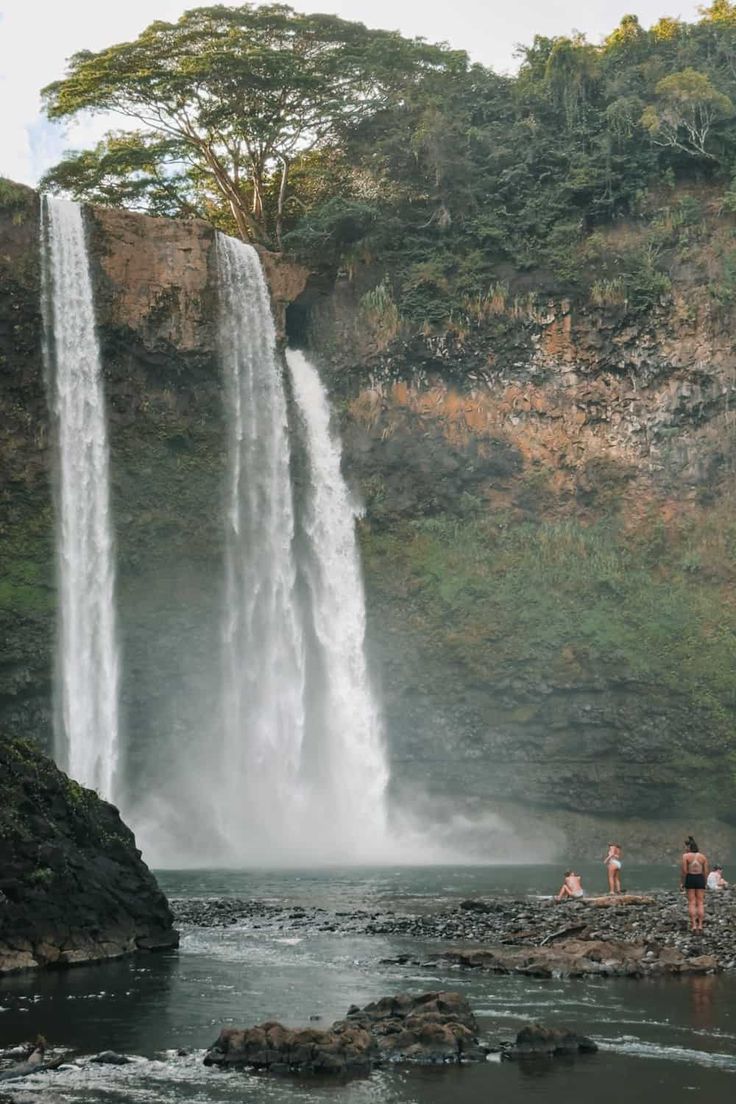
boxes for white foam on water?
[596,1037,736,1071]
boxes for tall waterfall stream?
[41,196,120,802]
[214,235,388,863]
[41,212,389,863]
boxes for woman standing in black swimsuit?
[681,836,709,933]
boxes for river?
[1,866,734,1102]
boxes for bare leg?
[696,889,705,931]
[687,889,698,932]
[607,865,615,893]
[557,886,571,901]
[615,870,622,894]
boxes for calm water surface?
[0,866,733,1103]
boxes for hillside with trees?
[41,2,736,327]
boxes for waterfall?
[41,196,120,800]
[215,235,388,861]
[217,234,307,855]
[286,349,388,853]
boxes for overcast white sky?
[0,0,702,186]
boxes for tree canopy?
[42,2,463,244]
[41,3,736,323]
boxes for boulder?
[342,991,486,1063]
[508,1023,598,1058]
[204,1023,377,1074]
[204,991,487,1073]
[0,736,178,973]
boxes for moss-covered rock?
[0,734,178,973]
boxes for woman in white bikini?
[681,836,709,933]
[604,842,622,894]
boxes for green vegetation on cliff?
[365,510,736,722]
[40,2,736,328]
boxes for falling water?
[286,349,388,852]
[41,196,120,799]
[217,234,307,856]
[216,235,388,861]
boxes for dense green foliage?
[42,2,736,324]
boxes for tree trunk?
[276,157,289,249]
[199,144,262,242]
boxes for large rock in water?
[204,991,487,1073]
[0,736,178,972]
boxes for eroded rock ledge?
[0,736,178,973]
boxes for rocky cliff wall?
[2,182,735,860]
[303,263,736,856]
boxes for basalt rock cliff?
[2,178,736,860]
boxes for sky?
[0,0,703,186]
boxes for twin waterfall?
[42,201,388,864]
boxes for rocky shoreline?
[172,890,736,974]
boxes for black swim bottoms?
[685,873,706,890]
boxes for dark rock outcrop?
[507,1023,598,1058]
[204,991,487,1073]
[0,736,178,973]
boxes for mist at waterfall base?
[130,235,415,868]
[41,196,120,801]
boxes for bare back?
[682,851,708,876]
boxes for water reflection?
[691,974,716,1031]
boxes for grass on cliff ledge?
[362,510,736,732]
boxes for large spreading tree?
[42,2,464,244]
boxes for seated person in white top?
[707,865,728,890]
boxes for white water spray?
[217,234,307,856]
[42,196,120,799]
[214,235,388,861]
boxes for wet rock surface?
[438,939,718,978]
[0,737,178,974]
[507,1023,598,1057]
[172,890,736,973]
[204,991,487,1072]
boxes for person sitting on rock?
[603,842,623,894]
[557,871,584,901]
[681,836,709,933]
[706,865,728,891]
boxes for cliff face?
[2,182,736,859]
[304,260,736,855]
